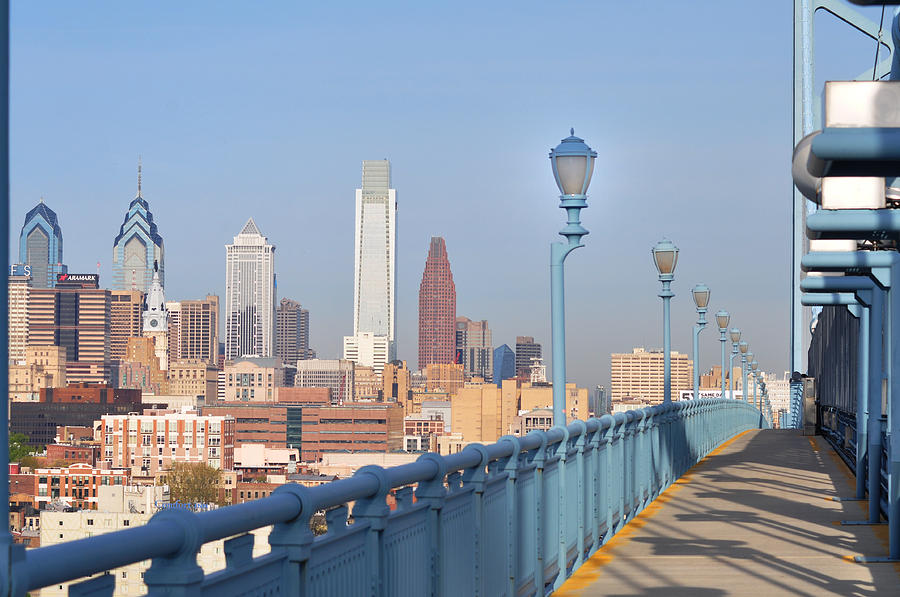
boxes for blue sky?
[9,1,891,390]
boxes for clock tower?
[142,261,169,370]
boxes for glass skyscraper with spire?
[18,199,67,288]
[112,162,165,292]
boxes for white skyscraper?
[225,218,276,360]
[344,160,397,369]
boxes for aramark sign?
[57,273,98,284]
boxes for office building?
[9,345,67,402]
[610,347,693,405]
[223,357,284,402]
[425,363,465,394]
[111,164,165,292]
[382,360,411,402]
[348,160,397,361]
[8,267,31,361]
[515,336,542,378]
[120,336,167,394]
[109,290,143,363]
[450,382,516,444]
[167,295,219,365]
[142,266,169,370]
[492,344,516,386]
[275,298,311,366]
[100,412,235,474]
[167,359,219,403]
[10,401,156,447]
[225,218,276,359]
[28,274,111,384]
[202,403,304,450]
[18,199,67,289]
[294,359,354,404]
[300,402,404,462]
[342,332,390,373]
[418,237,456,370]
[455,317,492,381]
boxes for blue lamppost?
[751,361,759,410]
[691,284,710,400]
[652,240,679,404]
[739,341,749,402]
[745,351,754,404]
[715,310,729,398]
[729,328,741,399]
[549,129,596,426]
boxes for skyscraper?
[112,162,165,292]
[276,298,311,366]
[456,317,493,381]
[225,218,276,359]
[515,336,543,378]
[28,273,111,384]
[18,199,67,289]
[492,344,516,385]
[418,237,456,370]
[167,295,219,365]
[8,266,32,362]
[109,290,143,363]
[345,160,397,367]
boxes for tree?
[166,462,221,508]
[9,433,36,462]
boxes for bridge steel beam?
[802,291,871,499]
[802,248,899,560]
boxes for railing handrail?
[17,398,760,594]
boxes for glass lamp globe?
[549,129,597,196]
[692,284,710,310]
[716,310,730,330]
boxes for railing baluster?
[461,443,490,597]
[498,435,521,597]
[350,465,392,597]
[552,426,570,591]
[267,484,314,597]
[572,421,587,568]
[526,431,548,595]
[414,452,448,597]
[143,509,204,597]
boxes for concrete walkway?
[555,429,900,597]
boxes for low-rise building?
[100,412,234,475]
[10,463,131,510]
[9,344,67,402]
[300,402,404,462]
[223,357,284,402]
[167,359,219,403]
[294,359,354,404]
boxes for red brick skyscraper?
[418,237,456,370]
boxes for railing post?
[612,413,627,531]
[622,414,636,522]
[143,509,204,596]
[414,453,448,597]
[552,426,570,591]
[350,465,392,597]
[571,421,587,568]
[526,431,548,595]
[268,484,314,596]
[461,443,490,597]
[497,436,521,596]
[649,406,661,500]
[587,418,604,557]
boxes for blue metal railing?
[819,405,889,520]
[8,399,760,596]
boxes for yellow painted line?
[554,429,754,596]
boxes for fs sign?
[9,264,31,278]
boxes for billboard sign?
[8,264,31,278]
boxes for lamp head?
[715,310,730,330]
[729,328,741,343]
[739,341,748,354]
[751,360,759,371]
[652,239,679,278]
[549,129,597,197]
[692,284,710,310]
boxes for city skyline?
[11,2,876,389]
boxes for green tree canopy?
[9,433,37,463]
[166,462,221,508]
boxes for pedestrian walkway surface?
[555,429,900,596]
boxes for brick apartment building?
[9,463,131,510]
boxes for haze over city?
[8,1,887,388]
